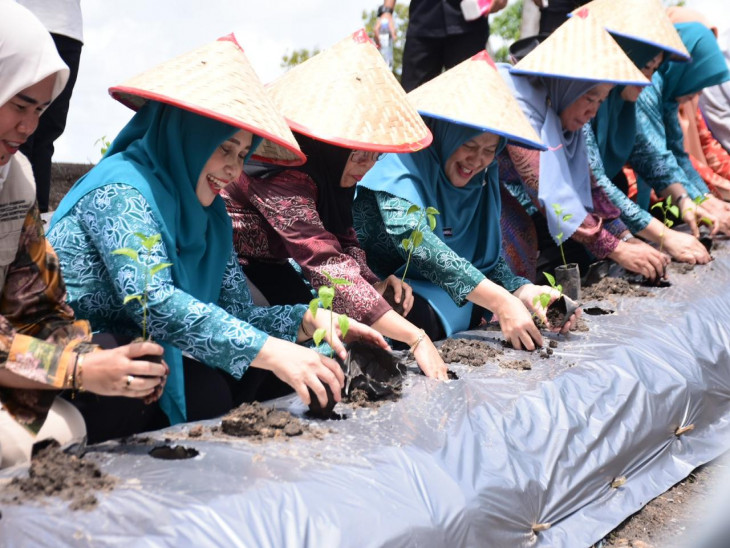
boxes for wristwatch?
[377,4,394,17]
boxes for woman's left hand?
[513,284,581,334]
[300,309,390,362]
[374,275,414,315]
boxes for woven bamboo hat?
[109,34,305,166]
[255,29,432,158]
[511,8,651,86]
[406,51,545,150]
[577,0,690,61]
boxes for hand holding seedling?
[662,228,711,265]
[609,236,668,282]
[519,279,579,334]
[374,275,414,315]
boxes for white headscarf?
[0,0,69,184]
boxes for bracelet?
[377,4,393,16]
[76,354,85,393]
[409,329,426,354]
[620,233,635,242]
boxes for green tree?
[489,0,523,63]
[281,47,320,70]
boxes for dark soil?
[49,163,92,210]
[582,277,653,301]
[382,285,405,316]
[500,359,532,370]
[1,443,116,511]
[572,317,590,332]
[342,341,405,408]
[220,402,307,439]
[583,306,614,315]
[346,385,402,409]
[668,262,695,275]
[438,337,503,366]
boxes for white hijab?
[0,0,69,186]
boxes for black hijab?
[245,133,354,235]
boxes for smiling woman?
[195,130,253,206]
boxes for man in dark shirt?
[376,0,507,92]
[532,0,591,35]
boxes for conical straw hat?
[109,34,305,166]
[577,0,690,61]
[512,8,651,86]
[256,29,432,157]
[406,51,545,150]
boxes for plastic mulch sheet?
[2,242,730,547]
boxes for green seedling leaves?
[150,262,173,277]
[406,204,421,215]
[425,207,439,215]
[411,230,423,248]
[338,314,350,339]
[318,286,335,310]
[402,238,412,251]
[123,294,143,305]
[668,205,680,218]
[309,297,320,319]
[313,328,327,347]
[700,216,714,226]
[543,271,556,286]
[112,248,139,262]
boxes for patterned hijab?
[50,102,258,424]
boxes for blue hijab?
[51,102,259,424]
[499,63,597,243]
[660,22,730,106]
[592,37,664,179]
[358,117,505,335]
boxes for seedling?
[308,271,351,357]
[401,205,440,282]
[112,233,172,340]
[651,195,679,252]
[533,272,563,310]
[693,195,714,228]
[551,203,573,267]
[95,135,111,157]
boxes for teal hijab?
[358,117,505,334]
[660,22,730,105]
[592,36,664,179]
[50,102,257,424]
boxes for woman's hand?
[374,275,414,315]
[608,238,669,281]
[662,229,711,264]
[697,196,730,235]
[513,284,580,334]
[252,337,345,408]
[299,309,390,362]
[412,335,449,380]
[82,341,168,400]
[493,288,543,351]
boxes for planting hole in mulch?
[438,338,503,366]
[583,307,614,316]
[148,445,198,460]
[582,277,653,300]
[1,442,116,511]
[447,369,459,380]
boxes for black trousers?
[401,31,488,92]
[64,334,292,443]
[242,259,313,306]
[19,34,82,213]
[538,0,591,35]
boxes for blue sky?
[54,0,727,164]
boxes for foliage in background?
[490,0,523,62]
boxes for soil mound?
[582,277,652,300]
[438,338,503,366]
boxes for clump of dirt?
[438,338,503,366]
[571,317,590,332]
[500,359,532,371]
[346,385,402,409]
[2,443,116,511]
[582,277,652,301]
[221,402,307,439]
[549,340,558,348]
[188,425,203,438]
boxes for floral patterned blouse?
[498,144,628,259]
[352,188,529,307]
[47,184,306,379]
[222,172,391,325]
[631,72,710,201]
[583,124,655,234]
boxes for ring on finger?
[125,374,134,388]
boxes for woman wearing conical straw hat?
[223,30,449,380]
[581,0,710,265]
[0,2,168,468]
[47,34,388,442]
[629,19,730,235]
[497,8,670,282]
[353,51,579,349]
